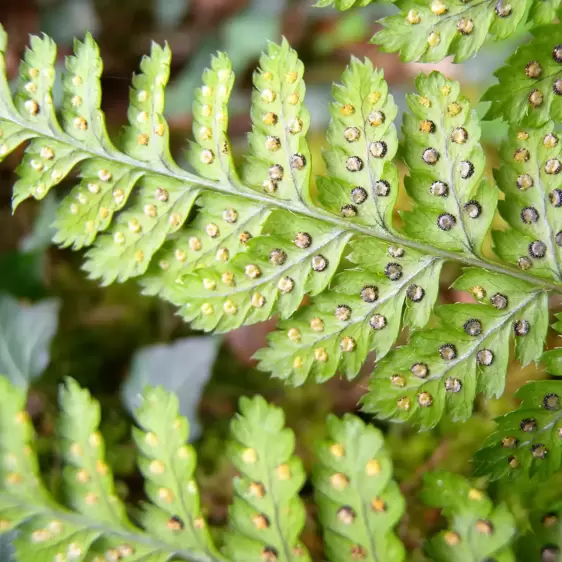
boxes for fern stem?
[4,111,562,293]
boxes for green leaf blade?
[474,380,562,480]
[319,59,399,233]
[0,296,60,388]
[189,52,241,185]
[313,414,406,562]
[225,396,310,562]
[373,0,528,63]
[483,26,562,127]
[421,472,516,562]
[257,237,443,385]
[362,269,548,428]
[244,39,312,207]
[493,123,562,282]
[402,72,496,258]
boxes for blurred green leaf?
[19,193,57,253]
[40,0,99,45]
[155,0,190,28]
[223,12,280,74]
[121,336,221,440]
[0,295,60,388]
[0,532,16,562]
[0,251,46,300]
[313,12,370,55]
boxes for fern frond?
[317,57,399,234]
[80,42,202,285]
[313,414,406,562]
[372,0,529,63]
[256,237,443,385]
[493,123,562,282]
[257,71,499,386]
[224,395,310,562]
[146,55,400,332]
[401,72,497,257]
[0,376,223,562]
[362,269,548,428]
[473,378,562,480]
[3,27,562,393]
[421,472,516,561]
[518,499,562,561]
[483,26,562,127]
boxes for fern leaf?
[140,193,267,302]
[0,378,59,530]
[243,39,312,207]
[3,25,562,389]
[362,269,549,428]
[317,58,399,233]
[0,27,38,162]
[421,472,516,561]
[256,237,443,385]
[313,414,406,562]
[225,395,310,562]
[518,499,562,561]
[541,341,562,375]
[401,72,497,257]
[0,375,223,562]
[188,53,241,185]
[529,0,562,24]
[10,34,89,210]
[61,34,116,154]
[121,42,175,166]
[483,26,562,127]
[373,0,529,63]
[82,175,200,285]
[493,123,562,282]
[473,378,562,480]
[52,34,136,249]
[131,386,226,560]
[58,378,131,526]
[175,211,352,332]
[80,42,202,285]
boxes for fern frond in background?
[518,499,562,561]
[483,25,562,127]
[373,0,530,63]
[421,472,516,561]
[474,378,562,480]
[0,377,222,562]
[313,414,405,562]
[225,396,309,562]
[0,375,415,562]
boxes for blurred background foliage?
[0,0,559,559]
